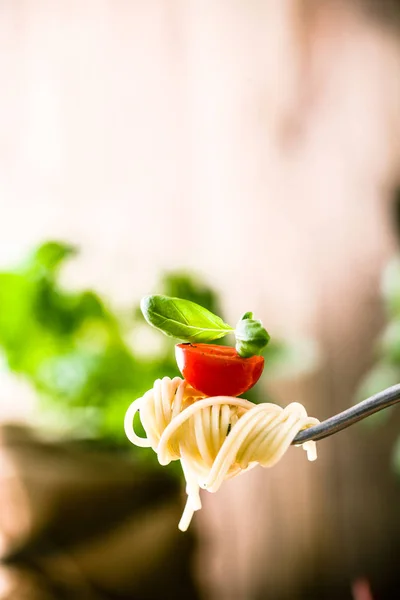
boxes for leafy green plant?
[0,242,224,447]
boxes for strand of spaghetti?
[124,396,150,447]
[178,451,202,531]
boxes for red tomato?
[175,343,264,397]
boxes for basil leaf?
[235,314,270,358]
[140,295,233,342]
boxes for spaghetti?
[124,376,319,531]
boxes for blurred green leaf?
[355,364,400,405]
[28,241,77,275]
[378,320,400,364]
[263,338,320,379]
[160,271,222,316]
[381,256,400,318]
[355,364,400,427]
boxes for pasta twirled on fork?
[124,377,319,531]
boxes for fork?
[292,384,400,444]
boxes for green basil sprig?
[141,295,270,358]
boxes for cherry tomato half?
[175,343,264,397]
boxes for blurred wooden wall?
[1,1,400,599]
